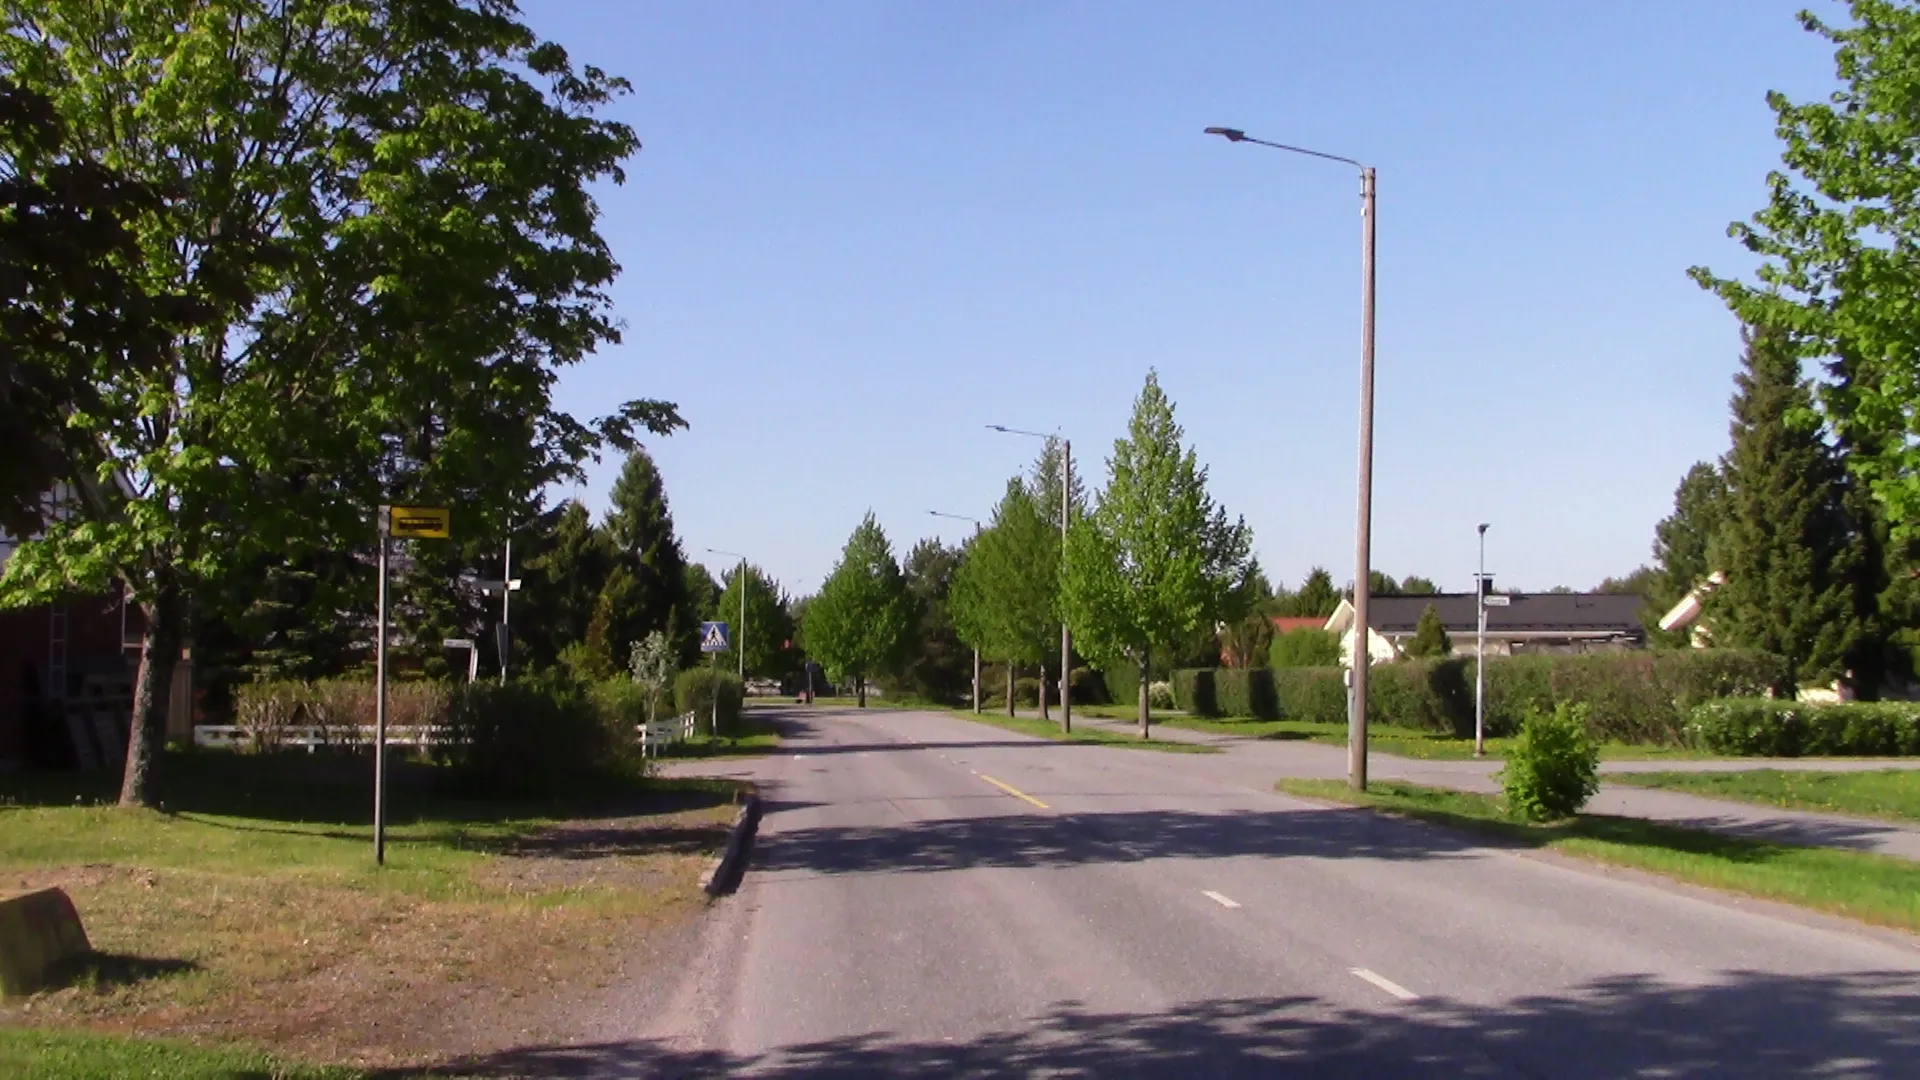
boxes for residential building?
[1323,592,1646,667]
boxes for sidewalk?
[1055,710,1920,862]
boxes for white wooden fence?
[639,711,699,758]
[193,725,448,751]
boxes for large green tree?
[1692,1,1920,533]
[0,2,681,806]
[710,562,795,679]
[898,538,972,705]
[805,513,911,706]
[601,448,691,661]
[950,481,1062,720]
[1060,372,1252,736]
[1706,327,1867,690]
[1275,567,1340,618]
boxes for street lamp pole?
[1476,523,1489,757]
[1206,126,1377,791]
[987,425,1073,733]
[930,510,985,714]
[707,548,749,681]
[498,511,543,685]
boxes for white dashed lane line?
[1202,890,1242,909]
[1350,968,1419,1002]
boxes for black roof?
[1367,593,1644,635]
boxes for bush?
[1270,667,1348,725]
[1013,677,1041,707]
[1172,670,1218,716]
[1689,699,1920,757]
[435,674,611,797]
[1101,666,1138,706]
[1148,681,1175,710]
[1271,629,1341,668]
[1069,667,1109,706]
[1499,702,1600,822]
[674,668,745,734]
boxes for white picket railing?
[193,725,451,751]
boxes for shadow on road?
[1639,811,1907,855]
[401,970,1920,1078]
[750,802,1494,875]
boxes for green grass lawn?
[946,709,1217,753]
[1278,778,1920,933]
[653,711,783,759]
[1613,768,1920,825]
[0,1027,369,1080]
[1164,716,1719,762]
[0,752,741,1072]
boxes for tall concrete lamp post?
[1206,125,1377,791]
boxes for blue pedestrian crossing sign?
[699,621,731,653]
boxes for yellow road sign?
[388,505,450,539]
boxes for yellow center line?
[978,774,1050,810]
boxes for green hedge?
[674,668,745,733]
[1069,667,1109,705]
[1171,669,1216,716]
[1101,666,1139,706]
[1270,667,1347,724]
[1013,677,1042,707]
[1176,649,1787,746]
[1270,628,1341,668]
[436,675,614,796]
[1690,699,1920,756]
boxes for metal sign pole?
[374,506,390,866]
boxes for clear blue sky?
[521,0,1835,597]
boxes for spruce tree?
[1707,326,1865,691]
[601,448,691,659]
[1405,603,1452,659]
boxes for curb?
[701,792,763,896]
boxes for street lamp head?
[986,424,1009,432]
[1204,126,1247,142]
[1478,523,1489,535]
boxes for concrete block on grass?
[0,887,91,996]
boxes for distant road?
[570,706,1920,1078]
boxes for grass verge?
[654,712,783,759]
[1278,778,1920,933]
[1612,768,1920,825]
[1165,717,1719,762]
[0,752,741,1071]
[0,1027,367,1080]
[947,710,1217,753]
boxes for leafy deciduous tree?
[806,514,911,706]
[1060,372,1252,736]
[0,1,680,806]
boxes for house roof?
[1268,616,1331,634]
[1328,593,1646,636]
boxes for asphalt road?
[492,706,1920,1078]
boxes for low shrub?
[1013,677,1042,707]
[1172,669,1218,716]
[1069,667,1109,706]
[1689,699,1920,757]
[1270,667,1348,724]
[1148,681,1176,710]
[674,668,745,734]
[435,674,610,797]
[1499,701,1600,822]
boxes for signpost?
[375,504,449,865]
[700,622,730,736]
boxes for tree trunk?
[1006,663,1015,718]
[857,676,867,708]
[1137,646,1151,740]
[1038,660,1049,722]
[120,580,182,808]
